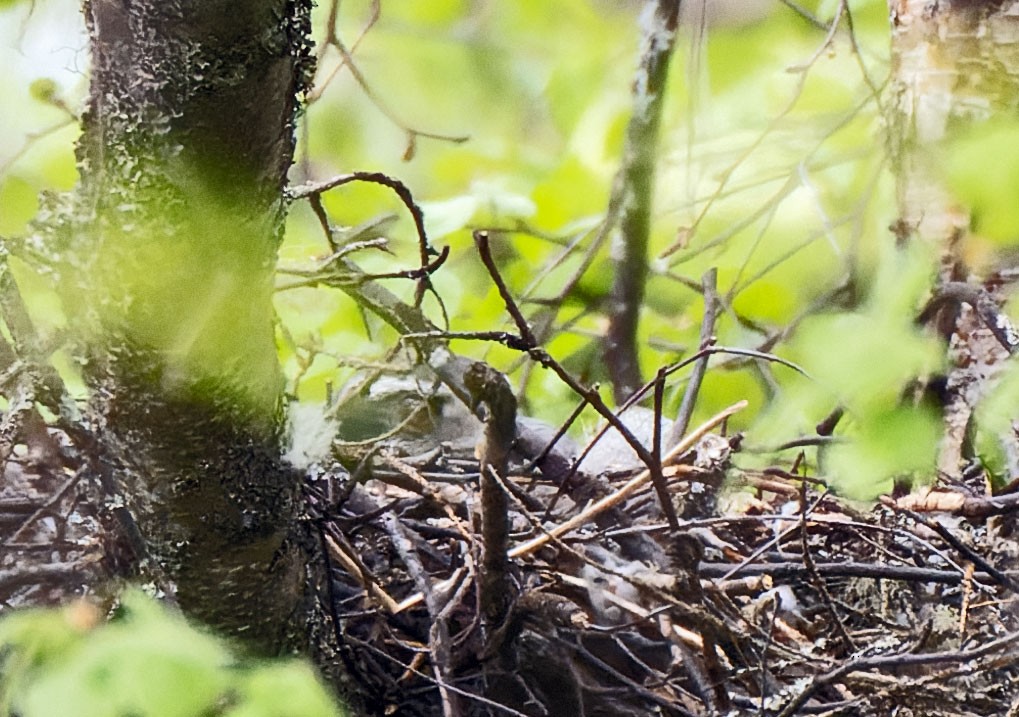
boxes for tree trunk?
[889,0,1019,477]
[66,0,315,653]
[604,0,681,403]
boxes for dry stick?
[697,561,1004,585]
[507,400,745,560]
[346,635,532,717]
[520,394,588,478]
[649,370,675,528]
[471,231,537,348]
[776,628,1019,717]
[6,468,85,545]
[464,362,516,630]
[901,507,1019,594]
[323,533,400,614]
[473,229,680,530]
[391,401,745,614]
[605,0,682,402]
[289,171,439,307]
[381,513,462,717]
[719,490,828,582]
[668,267,719,448]
[918,280,1019,356]
[798,481,856,654]
[557,633,700,717]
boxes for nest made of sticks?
[310,380,1019,717]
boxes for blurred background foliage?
[282,0,944,498]
[0,1,959,497]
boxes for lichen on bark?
[51,0,319,653]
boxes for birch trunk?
[889,0,1019,476]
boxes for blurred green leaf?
[420,195,477,239]
[947,120,1019,244]
[224,662,341,717]
[16,592,230,717]
[28,78,57,104]
[0,591,347,717]
[0,178,39,235]
[825,405,940,499]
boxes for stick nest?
[309,386,1019,717]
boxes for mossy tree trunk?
[69,0,315,653]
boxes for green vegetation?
[0,591,345,717]
[273,0,928,497]
[1,1,952,493]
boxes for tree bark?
[68,0,315,653]
[889,0,1019,478]
[604,0,681,403]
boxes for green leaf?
[947,120,1019,244]
[420,195,477,239]
[28,78,58,104]
[825,405,940,499]
[0,591,349,717]
[0,177,40,235]
[223,662,345,717]
[17,592,230,717]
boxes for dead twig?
[776,628,1019,717]
[668,267,719,448]
[473,229,680,530]
[508,401,746,560]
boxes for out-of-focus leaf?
[467,179,536,224]
[825,405,940,499]
[947,121,1019,244]
[224,662,343,717]
[732,279,797,324]
[0,591,348,717]
[420,195,477,239]
[793,311,939,415]
[28,78,57,104]
[0,177,39,235]
[17,592,230,717]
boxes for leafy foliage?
[0,591,346,717]
[14,2,1019,715]
[7,0,1019,712]
[0,2,975,498]
[948,120,1019,246]
[277,0,924,496]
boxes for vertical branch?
[604,0,681,403]
[668,267,718,448]
[887,0,969,268]
[464,362,517,633]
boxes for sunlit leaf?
[224,662,344,717]
[0,177,39,235]
[0,592,347,717]
[947,120,1019,244]
[420,195,477,239]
